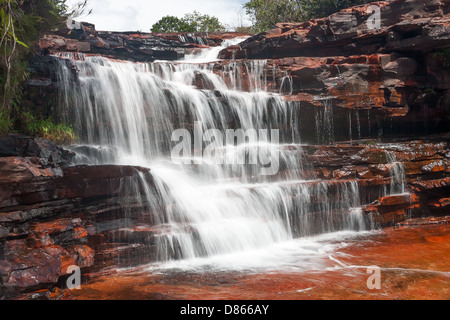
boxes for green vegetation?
[1,0,66,115]
[182,11,225,32]
[0,0,85,143]
[151,16,194,33]
[19,112,76,144]
[244,0,303,33]
[435,47,450,68]
[243,0,372,33]
[151,11,224,33]
[0,110,12,134]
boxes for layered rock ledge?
[1,135,449,299]
[38,21,249,62]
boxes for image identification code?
[180,304,270,317]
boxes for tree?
[243,0,372,34]
[302,0,372,20]
[151,11,224,33]
[151,16,195,33]
[182,11,224,32]
[244,0,304,34]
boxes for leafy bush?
[302,0,372,20]
[244,0,304,34]
[182,11,225,32]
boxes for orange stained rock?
[379,194,411,206]
[64,223,450,300]
[439,198,450,207]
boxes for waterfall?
[315,98,335,145]
[183,37,248,63]
[54,39,373,268]
[386,151,406,195]
[279,74,293,95]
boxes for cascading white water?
[183,37,248,63]
[55,37,373,270]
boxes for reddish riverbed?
[63,221,450,300]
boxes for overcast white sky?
[66,0,251,32]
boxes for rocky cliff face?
[218,0,450,138]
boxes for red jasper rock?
[380,194,412,206]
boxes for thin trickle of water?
[347,110,362,142]
[355,110,361,140]
[346,208,367,232]
[177,33,208,46]
[315,98,334,145]
[386,151,406,195]
[378,123,383,139]
[280,74,293,95]
[348,113,352,141]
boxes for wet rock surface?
[61,222,450,300]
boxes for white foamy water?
[182,37,249,63]
[145,230,373,273]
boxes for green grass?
[19,111,77,145]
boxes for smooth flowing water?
[55,38,375,272]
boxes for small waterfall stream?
[54,38,377,271]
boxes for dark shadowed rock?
[0,134,74,166]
